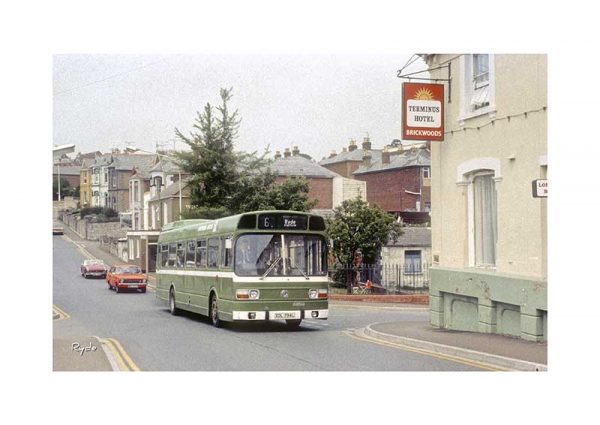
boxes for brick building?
[272,147,366,213]
[319,136,382,178]
[106,154,156,213]
[353,145,431,215]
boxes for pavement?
[53,219,548,372]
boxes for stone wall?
[59,212,126,241]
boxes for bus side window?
[160,244,169,268]
[176,242,185,268]
[168,243,176,267]
[222,236,232,268]
[207,238,219,268]
[186,240,196,267]
[196,239,206,268]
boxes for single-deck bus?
[156,211,329,328]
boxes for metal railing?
[329,262,430,294]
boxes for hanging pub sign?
[402,82,445,142]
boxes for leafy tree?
[174,88,318,218]
[53,177,71,200]
[327,197,402,265]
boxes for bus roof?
[158,210,327,243]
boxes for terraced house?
[423,54,547,341]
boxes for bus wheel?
[286,319,302,328]
[169,287,179,315]
[210,294,221,328]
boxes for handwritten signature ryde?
[72,342,97,356]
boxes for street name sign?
[532,179,548,198]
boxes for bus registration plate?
[271,311,300,320]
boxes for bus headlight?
[309,289,328,299]
[236,289,260,300]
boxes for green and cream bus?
[156,211,329,328]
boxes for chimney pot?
[348,138,357,152]
[274,150,282,159]
[362,135,372,151]
[284,148,291,158]
[292,146,300,156]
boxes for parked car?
[53,226,64,235]
[107,265,147,293]
[81,259,108,279]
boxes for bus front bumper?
[232,309,328,321]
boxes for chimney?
[284,148,291,158]
[362,149,372,167]
[274,150,282,159]
[329,150,337,159]
[348,138,357,152]
[382,146,391,164]
[362,135,371,151]
[342,147,347,153]
[292,146,300,156]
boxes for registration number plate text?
[272,311,300,320]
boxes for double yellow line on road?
[98,337,141,371]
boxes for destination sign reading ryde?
[258,214,308,230]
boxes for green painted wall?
[430,267,547,342]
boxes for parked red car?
[80,259,108,279]
[107,265,147,293]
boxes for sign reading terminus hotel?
[402,82,444,142]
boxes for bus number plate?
[272,311,300,320]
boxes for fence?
[329,262,430,294]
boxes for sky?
[53,54,426,161]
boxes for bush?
[79,206,119,220]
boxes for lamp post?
[126,147,183,220]
[53,144,75,203]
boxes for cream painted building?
[423,54,547,341]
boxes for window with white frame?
[472,172,497,267]
[460,54,495,119]
[423,167,430,179]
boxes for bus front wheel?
[169,287,179,316]
[210,294,221,328]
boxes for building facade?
[424,54,547,341]
[273,147,367,213]
[319,136,382,178]
[353,145,431,215]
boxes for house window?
[186,240,196,267]
[423,167,430,178]
[460,54,495,119]
[472,173,497,267]
[404,250,422,274]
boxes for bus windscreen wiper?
[291,264,309,280]
[260,257,282,280]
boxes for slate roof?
[272,155,340,178]
[387,226,431,247]
[353,148,430,175]
[149,157,182,174]
[110,154,156,171]
[148,177,192,202]
[319,148,383,166]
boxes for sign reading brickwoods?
[402,82,444,141]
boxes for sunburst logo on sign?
[414,88,434,100]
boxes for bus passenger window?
[196,240,206,267]
[176,242,185,268]
[207,238,219,268]
[186,240,196,267]
[168,243,176,267]
[222,237,232,268]
[160,244,169,267]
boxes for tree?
[53,177,71,200]
[174,88,317,218]
[327,198,402,291]
[327,197,402,264]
